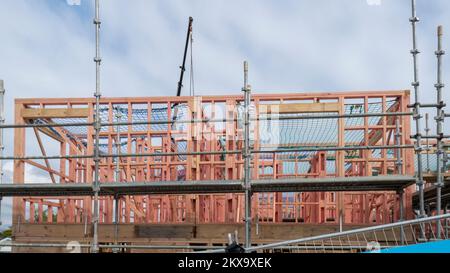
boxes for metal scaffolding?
[396,117,406,244]
[0,0,448,253]
[242,61,252,249]
[425,113,431,173]
[434,25,446,238]
[0,176,417,196]
[0,79,4,226]
[113,106,122,253]
[92,0,102,253]
[409,0,426,219]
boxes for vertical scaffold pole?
[115,108,122,182]
[425,113,430,173]
[399,189,405,244]
[243,61,252,249]
[113,108,121,253]
[92,0,102,253]
[446,204,449,238]
[395,117,403,175]
[0,80,4,226]
[409,0,426,219]
[113,195,119,253]
[395,117,405,244]
[435,25,445,239]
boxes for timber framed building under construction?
[2,89,449,253]
[0,0,449,253]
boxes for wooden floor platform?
[12,222,391,253]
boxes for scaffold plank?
[0,176,416,197]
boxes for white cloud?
[66,0,81,6]
[366,0,382,6]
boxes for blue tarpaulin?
[370,240,450,253]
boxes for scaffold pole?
[396,117,405,244]
[425,113,431,172]
[243,61,252,250]
[113,107,122,252]
[0,80,4,226]
[91,0,102,253]
[395,117,404,175]
[435,25,445,238]
[410,0,426,219]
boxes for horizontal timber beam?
[259,103,339,114]
[14,90,410,105]
[21,108,89,119]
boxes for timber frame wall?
[12,90,415,231]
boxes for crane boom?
[176,17,193,97]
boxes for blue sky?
[0,0,449,229]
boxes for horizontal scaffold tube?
[420,135,450,139]
[0,242,384,251]
[0,150,242,160]
[0,145,414,160]
[0,243,222,250]
[254,145,415,153]
[0,112,412,129]
[0,145,415,161]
